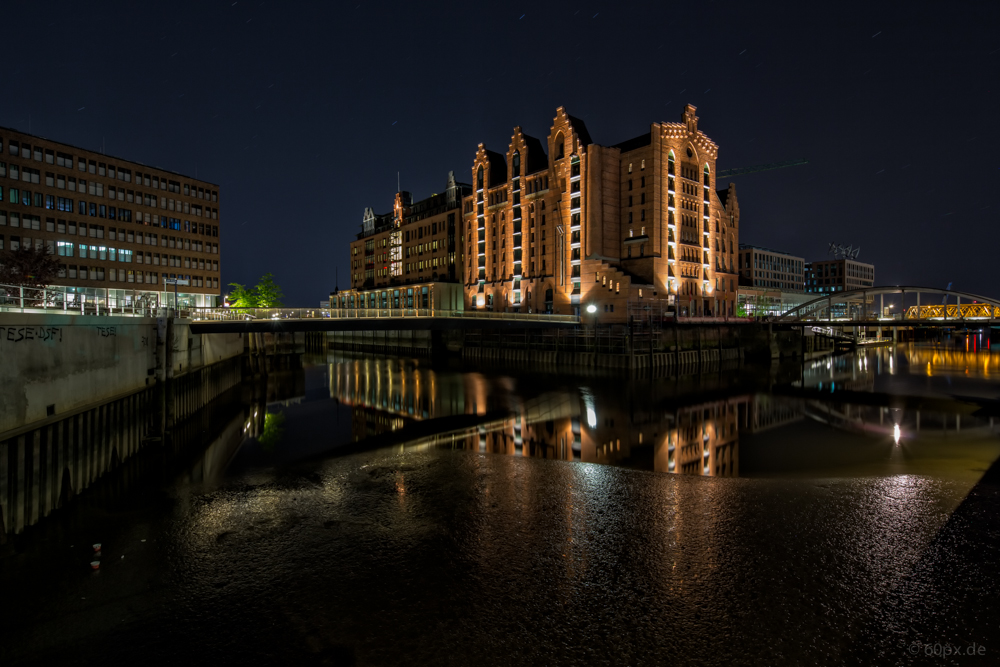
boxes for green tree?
[227,282,260,308]
[255,273,284,307]
[227,273,284,309]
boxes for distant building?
[804,258,874,294]
[462,105,740,320]
[0,126,221,307]
[737,244,804,292]
[349,171,469,290]
[736,286,813,318]
[336,172,469,311]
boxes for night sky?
[4,1,998,303]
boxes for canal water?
[3,342,999,666]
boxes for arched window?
[703,164,710,186]
[512,151,520,178]
[554,133,565,160]
[628,162,633,174]
[641,159,645,170]
[477,166,484,190]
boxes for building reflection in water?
[323,350,1000,478]
[329,356,497,441]
[323,355,824,478]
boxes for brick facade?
[461,105,740,322]
[349,171,468,292]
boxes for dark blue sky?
[4,1,998,303]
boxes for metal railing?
[777,286,1000,323]
[188,307,581,324]
[0,283,161,317]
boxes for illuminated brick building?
[0,126,222,307]
[462,105,740,319]
[338,172,469,310]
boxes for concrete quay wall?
[0,313,243,433]
[0,313,244,542]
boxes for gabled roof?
[484,149,507,186]
[715,189,730,208]
[522,134,549,174]
[613,132,652,153]
[567,114,593,147]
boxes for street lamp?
[586,304,597,314]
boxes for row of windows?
[0,191,217,233]
[404,255,456,273]
[752,279,801,289]
[58,264,218,288]
[806,263,874,278]
[0,234,215,270]
[0,137,218,201]
[52,240,217,270]
[2,235,212,274]
[0,164,218,218]
[0,212,218,253]
[405,241,442,256]
[740,252,803,272]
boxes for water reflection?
[802,339,1000,393]
[314,351,1000,480]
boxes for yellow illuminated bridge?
[777,286,1000,325]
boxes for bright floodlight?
[586,304,597,313]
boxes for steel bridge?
[776,286,1000,326]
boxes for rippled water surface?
[3,341,999,666]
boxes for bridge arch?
[777,286,1000,322]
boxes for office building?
[0,127,221,307]
[737,244,804,291]
[804,258,875,294]
[735,244,807,317]
[462,105,740,320]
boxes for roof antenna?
[397,171,400,193]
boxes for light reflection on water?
[274,345,1000,483]
[802,338,1000,391]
